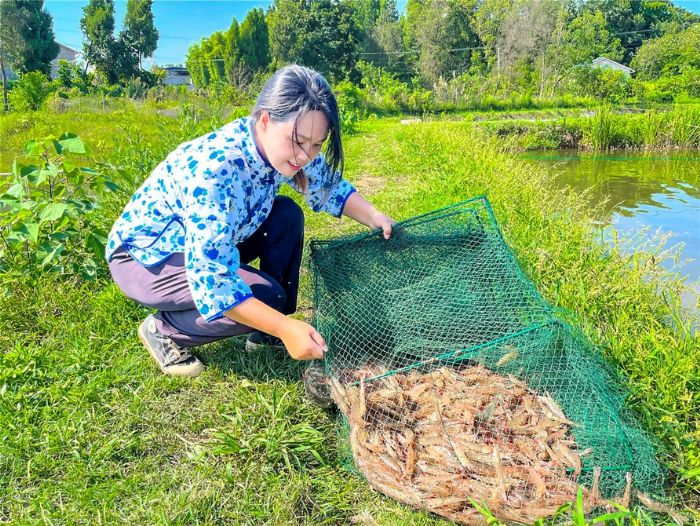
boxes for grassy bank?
[477,104,700,151]
[1,110,698,524]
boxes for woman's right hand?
[278,318,328,360]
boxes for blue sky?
[46,0,699,67]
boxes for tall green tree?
[267,0,361,81]
[548,9,624,95]
[373,0,405,76]
[584,0,698,63]
[186,42,208,88]
[401,0,424,58]
[121,0,158,69]
[471,0,512,73]
[0,0,59,76]
[410,0,480,85]
[631,23,700,80]
[223,19,242,85]
[207,31,227,83]
[0,0,26,110]
[496,0,570,94]
[239,8,270,71]
[349,0,381,56]
[350,0,405,75]
[81,0,118,82]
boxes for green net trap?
[309,196,665,524]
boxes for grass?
[1,102,699,524]
[477,104,700,151]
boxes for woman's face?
[255,110,329,177]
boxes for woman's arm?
[225,298,328,360]
[342,191,395,239]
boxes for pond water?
[521,150,700,312]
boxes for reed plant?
[641,110,663,149]
[671,105,700,148]
[588,104,615,150]
[479,104,700,150]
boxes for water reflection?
[522,150,700,310]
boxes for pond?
[522,150,700,313]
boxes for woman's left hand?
[341,192,396,240]
[370,211,396,240]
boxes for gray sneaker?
[303,362,335,409]
[245,331,286,353]
[137,315,204,377]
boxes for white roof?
[592,57,634,74]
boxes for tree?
[267,0,361,82]
[207,32,227,83]
[414,0,481,85]
[0,0,59,75]
[631,23,700,80]
[0,0,59,110]
[239,8,270,71]
[81,0,118,82]
[267,0,309,67]
[369,0,406,77]
[186,42,208,88]
[471,0,511,74]
[0,0,27,110]
[223,19,242,85]
[346,0,403,72]
[585,0,698,63]
[496,0,570,95]
[121,0,158,69]
[348,0,381,57]
[81,0,152,83]
[547,9,624,96]
[57,59,74,88]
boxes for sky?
[45,0,700,67]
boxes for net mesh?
[309,196,665,523]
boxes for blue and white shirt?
[106,116,355,322]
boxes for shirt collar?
[240,117,277,183]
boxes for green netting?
[310,196,665,522]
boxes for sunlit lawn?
[1,102,698,524]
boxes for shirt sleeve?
[182,160,254,322]
[286,154,356,218]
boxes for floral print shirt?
[106,117,355,322]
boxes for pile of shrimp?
[330,364,632,525]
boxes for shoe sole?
[245,339,285,353]
[138,322,204,378]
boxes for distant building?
[162,66,195,90]
[3,42,82,81]
[591,57,635,75]
[50,43,81,79]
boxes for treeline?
[0,0,159,111]
[187,0,700,105]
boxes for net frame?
[309,195,665,521]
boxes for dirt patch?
[353,174,387,196]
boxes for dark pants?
[108,196,304,348]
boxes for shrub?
[57,59,74,88]
[9,71,55,111]
[125,77,147,100]
[633,67,700,102]
[334,80,366,134]
[567,66,632,103]
[0,135,117,281]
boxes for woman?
[106,65,394,379]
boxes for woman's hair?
[252,65,343,193]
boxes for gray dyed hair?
[252,65,344,192]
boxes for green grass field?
[1,103,698,525]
